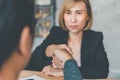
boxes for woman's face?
[64,1,88,34]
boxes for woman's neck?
[68,31,83,43]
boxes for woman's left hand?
[42,65,63,76]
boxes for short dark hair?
[0,0,35,67]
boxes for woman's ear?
[18,26,32,56]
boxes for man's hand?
[53,49,73,65]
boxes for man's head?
[0,0,35,70]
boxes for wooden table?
[18,70,64,80]
[18,70,116,80]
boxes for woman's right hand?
[45,44,72,57]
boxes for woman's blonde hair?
[58,0,93,31]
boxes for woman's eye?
[66,11,71,14]
[77,12,82,14]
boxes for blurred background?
[33,0,120,78]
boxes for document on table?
[18,75,46,80]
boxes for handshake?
[42,44,73,76]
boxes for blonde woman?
[27,0,109,79]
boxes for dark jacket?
[26,26,109,79]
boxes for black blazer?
[26,26,109,79]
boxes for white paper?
[18,75,46,80]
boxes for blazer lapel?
[81,30,90,67]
